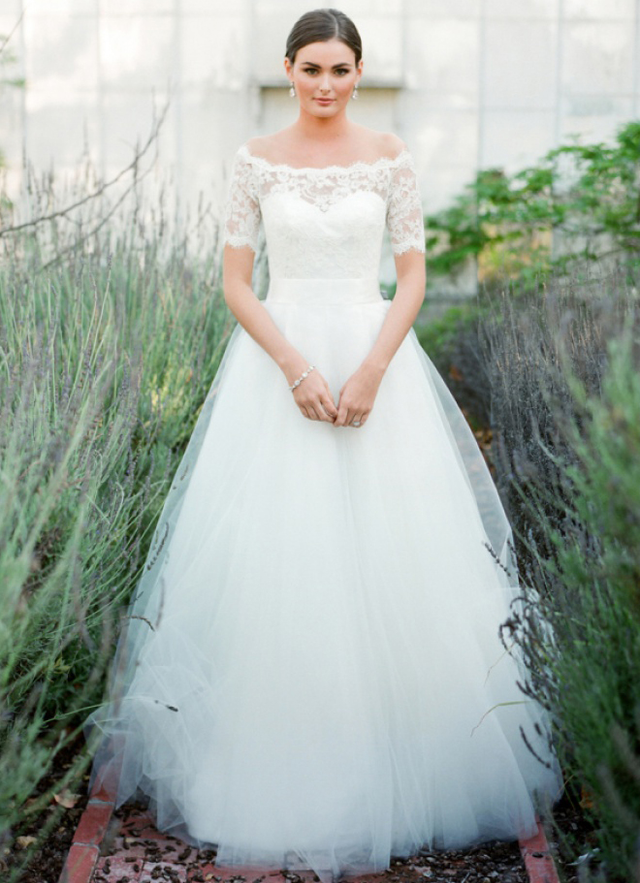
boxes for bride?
[84,8,562,882]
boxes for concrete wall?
[1,0,639,243]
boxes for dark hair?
[285,8,362,66]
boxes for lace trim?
[238,143,413,175]
[392,239,426,256]
[224,233,258,251]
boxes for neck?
[292,108,352,143]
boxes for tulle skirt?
[84,278,562,883]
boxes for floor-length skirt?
[84,278,561,883]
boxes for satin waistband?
[265,278,385,305]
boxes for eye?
[303,68,318,75]
[335,68,350,76]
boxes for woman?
[84,8,562,883]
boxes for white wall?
[1,0,639,233]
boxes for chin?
[309,101,342,114]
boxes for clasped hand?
[292,363,383,428]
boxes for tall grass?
[0,155,233,878]
[476,270,640,880]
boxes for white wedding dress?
[84,143,561,882]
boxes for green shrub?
[425,120,640,290]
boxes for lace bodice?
[223,143,425,281]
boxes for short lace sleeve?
[387,150,426,256]
[223,145,261,252]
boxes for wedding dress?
[84,142,562,883]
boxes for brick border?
[519,818,560,883]
[57,770,116,883]
[60,779,559,883]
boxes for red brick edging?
[519,819,560,883]
[58,774,116,883]
[59,771,560,883]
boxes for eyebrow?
[299,61,353,68]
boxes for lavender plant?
[477,269,640,880]
[0,152,232,879]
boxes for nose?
[319,74,331,92]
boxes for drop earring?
[289,82,296,98]
[351,83,359,100]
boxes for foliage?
[415,302,482,365]
[414,300,491,433]
[425,120,640,289]
[477,269,640,880]
[0,155,232,879]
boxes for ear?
[284,57,293,79]
[356,58,364,84]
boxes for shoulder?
[352,126,407,160]
[377,131,408,160]
[244,135,271,158]
[373,132,418,181]
[232,135,273,165]
[244,130,294,162]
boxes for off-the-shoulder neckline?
[238,142,411,173]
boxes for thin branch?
[0,99,169,237]
[39,160,155,271]
[0,10,25,58]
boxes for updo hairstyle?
[285,8,363,66]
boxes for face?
[284,38,363,117]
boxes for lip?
[314,98,335,104]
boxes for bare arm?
[363,249,426,374]
[223,243,339,422]
[333,249,426,427]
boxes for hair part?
[285,8,363,66]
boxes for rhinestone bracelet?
[289,365,316,392]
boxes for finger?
[321,389,338,419]
[351,413,364,428]
[346,410,359,427]
[318,402,336,422]
[334,405,348,427]
[321,397,338,420]
[299,405,311,420]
